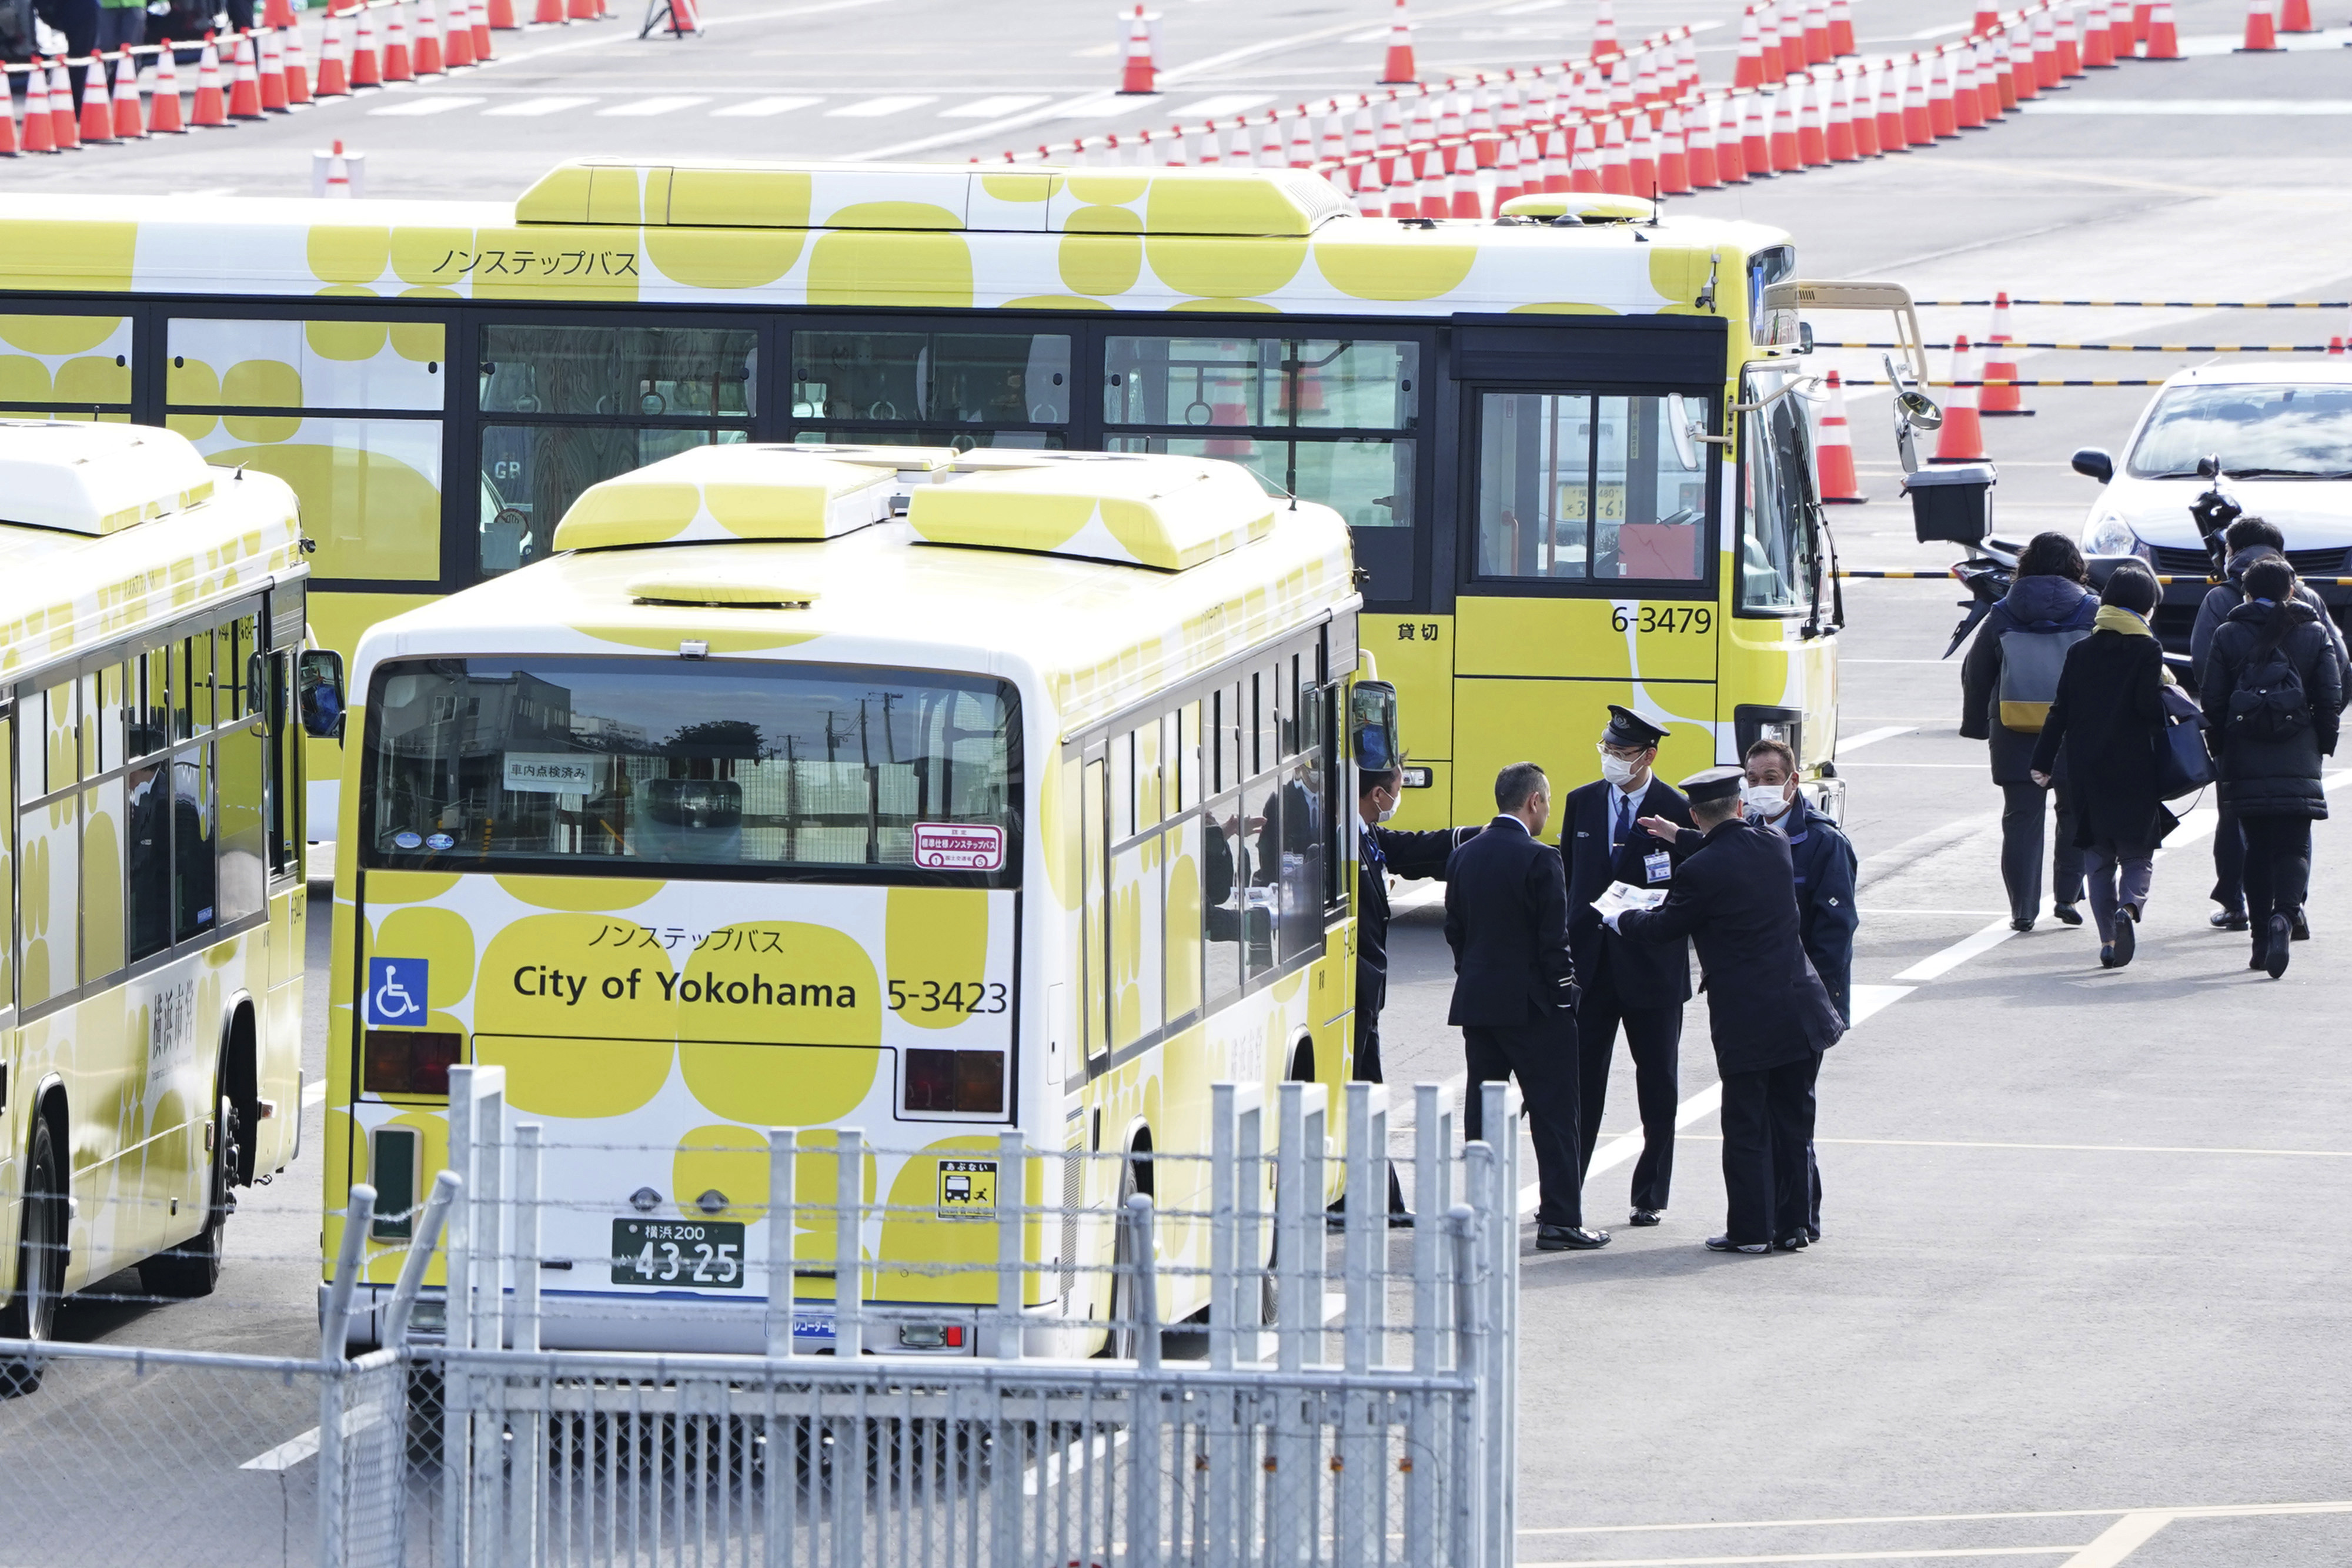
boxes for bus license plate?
[610,1219,746,1289]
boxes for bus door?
[1725,365,1839,775]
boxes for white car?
[2073,362,2352,653]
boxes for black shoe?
[2264,914,2291,979]
[1387,1210,1415,1230]
[1536,1224,1610,1251]
[1705,1235,1770,1255]
[1806,1225,1822,1243]
[2052,903,2083,927]
[2010,916,2036,933]
[2211,908,2249,932]
[2291,907,2311,941]
[2110,913,2134,967]
[1773,1233,1809,1252]
[2249,948,2269,971]
[1628,1208,1664,1227]
[2099,943,2117,968]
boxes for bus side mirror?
[1350,680,1400,774]
[298,649,346,741]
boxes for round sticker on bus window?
[393,831,424,850]
[912,823,1004,871]
[426,833,455,851]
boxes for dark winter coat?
[2189,543,2351,689]
[1779,795,1859,1024]
[2200,599,2344,820]
[2027,619,2171,849]
[1443,815,1578,1027]
[1959,574,2099,786]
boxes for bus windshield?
[362,657,1020,881]
[2126,383,2352,479]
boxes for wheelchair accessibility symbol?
[367,958,430,1027]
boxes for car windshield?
[362,657,1020,884]
[2126,383,2352,479]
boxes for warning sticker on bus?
[913,823,1005,871]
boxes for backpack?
[1996,626,2089,733]
[2227,624,2311,744]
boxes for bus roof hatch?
[906,453,1277,571]
[0,421,218,537]
[553,444,930,551]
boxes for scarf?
[2093,604,2179,686]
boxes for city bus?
[0,420,319,1389]
[322,443,1372,1355]
[0,162,1910,835]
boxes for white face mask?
[1375,793,1397,824]
[1743,783,1792,818]
[1599,754,1642,788]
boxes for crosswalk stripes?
[939,94,1053,118]
[710,95,823,118]
[824,94,937,118]
[597,94,709,116]
[337,90,1077,122]
[482,95,599,117]
[368,95,487,116]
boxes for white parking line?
[711,95,822,117]
[368,95,486,115]
[1168,93,1275,119]
[1891,918,2016,982]
[826,94,937,118]
[1525,1549,2084,1565]
[1521,1500,2352,1537]
[598,95,708,116]
[940,94,1053,118]
[304,1079,328,1108]
[1837,726,1916,753]
[484,95,597,116]
[240,1427,321,1472]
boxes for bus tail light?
[904,1049,1005,1114]
[365,1030,463,1097]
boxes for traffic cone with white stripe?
[350,6,380,85]
[1980,292,2031,416]
[322,136,352,195]
[2057,6,2084,75]
[1592,0,1621,62]
[1758,3,1786,81]
[318,15,351,92]
[1850,63,1881,153]
[2144,0,2180,57]
[1743,92,1772,175]
[21,62,55,153]
[229,32,265,117]
[1379,0,1415,83]
[1798,78,1828,165]
[1600,115,1632,193]
[1658,101,1689,191]
[0,79,17,156]
[1118,5,1155,93]
[112,46,146,136]
[1826,69,1856,158]
[2278,0,2313,31]
[1768,88,1799,170]
[383,4,413,79]
[1828,0,1855,55]
[191,41,229,128]
[1902,54,1932,142]
[80,53,118,142]
[1816,371,1866,502]
[2031,10,2060,88]
[1628,113,1657,195]
[2236,0,2279,49]
[444,0,475,66]
[149,43,187,130]
[1876,58,1907,149]
[49,59,78,149]
[1716,95,1750,181]
[1686,96,1720,186]
[1733,8,1766,89]
[2083,0,2117,64]
[1933,334,1989,462]
[1802,0,1830,63]
[263,0,294,24]
[1928,52,1957,138]
[282,25,311,101]
[260,26,289,109]
[471,0,495,61]
[488,0,517,29]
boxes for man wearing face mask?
[1560,705,1696,1228]
[1339,763,1483,1223]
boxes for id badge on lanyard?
[1643,851,1672,884]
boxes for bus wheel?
[1,1116,66,1396]
[139,1088,239,1300]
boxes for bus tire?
[139,1084,238,1301]
[1,1114,66,1396]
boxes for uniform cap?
[1603,704,1671,748]
[1679,766,1746,804]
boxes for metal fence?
[0,1071,1522,1568]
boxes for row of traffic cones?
[1811,293,2030,501]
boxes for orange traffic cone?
[1980,291,2032,416]
[383,3,413,79]
[566,0,594,23]
[1733,8,1766,89]
[1829,0,1855,55]
[350,6,381,85]
[21,62,55,153]
[533,0,560,25]
[112,46,145,136]
[1773,84,1804,168]
[48,59,78,149]
[488,0,517,28]
[150,43,187,130]
[445,0,475,65]
[1952,51,1983,128]
[1716,96,1750,182]
[1379,0,1415,83]
[1928,52,1957,138]
[2236,0,2278,49]
[1628,113,1658,195]
[0,81,16,156]
[1876,59,1906,149]
[1827,68,1857,156]
[2031,11,2060,88]
[322,136,352,195]
[2057,8,2084,75]
[1850,65,1881,153]
[1933,334,1989,462]
[1688,98,1721,185]
[2083,0,2117,64]
[1903,54,1934,143]
[260,26,289,109]
[2144,0,2180,57]
[1600,113,1632,192]
[264,0,294,24]
[1743,91,1773,174]
[283,26,312,101]
[470,0,494,60]
[1592,0,1621,62]
[318,15,351,92]
[1658,101,1689,190]
[1802,0,1830,63]
[1118,5,1155,94]
[228,32,265,117]
[1758,3,1786,81]
[81,54,118,142]
[2278,0,2313,30]
[1816,371,1866,502]
[1972,5,2000,32]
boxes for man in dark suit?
[1613,769,1843,1255]
[1444,761,1606,1251]
[1561,704,1695,1228]
[1342,763,1482,1222]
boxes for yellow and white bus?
[0,422,319,1388]
[0,162,1906,835]
[323,444,1371,1354]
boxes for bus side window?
[266,650,298,879]
[1163,810,1202,1025]
[0,710,14,1009]
[1108,830,1162,1051]
[127,758,171,963]
[1080,757,1108,1064]
[1175,704,1201,813]
[1202,789,1244,1010]
[174,745,216,942]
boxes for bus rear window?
[360,658,1020,883]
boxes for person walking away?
[2026,563,2174,969]
[1960,531,2099,931]
[93,0,141,52]
[1613,770,1844,1253]
[1444,761,1605,1250]
[2190,516,2351,935]
[1561,705,1695,1228]
[1343,763,1481,1223]
[2201,557,2343,977]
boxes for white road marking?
[1524,1549,2085,1566]
[597,94,709,116]
[940,94,1053,118]
[368,95,486,115]
[1168,93,1275,119]
[1831,762,1989,770]
[2023,98,2352,115]
[1857,908,2006,916]
[1521,1500,2352,1536]
[1495,0,1566,12]
[1810,1137,2352,1158]
[241,1427,321,1472]
[1892,917,2016,982]
[826,94,937,117]
[1838,726,1916,752]
[304,1079,328,1109]
[711,95,822,117]
[2058,1513,2173,1567]
[1902,18,1973,36]
[483,95,597,116]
